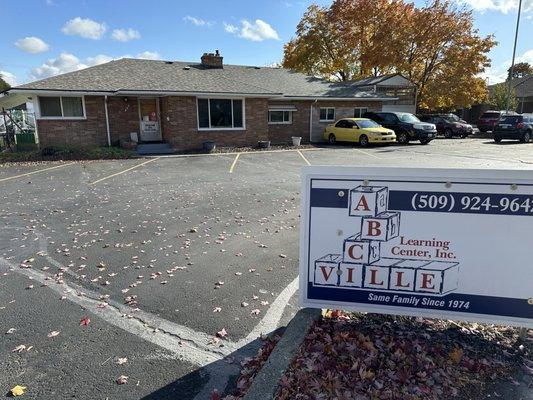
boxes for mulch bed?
[221,312,532,400]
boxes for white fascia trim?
[10,89,113,96]
[116,90,278,98]
[269,96,399,101]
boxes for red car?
[478,111,517,133]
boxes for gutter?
[8,88,399,102]
[269,96,399,101]
[9,88,281,98]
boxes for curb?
[242,308,321,400]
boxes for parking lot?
[1,138,533,400]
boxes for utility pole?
[505,0,522,114]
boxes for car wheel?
[328,133,336,144]
[444,129,453,139]
[494,137,502,143]
[420,139,431,145]
[521,131,531,143]
[359,135,369,147]
[397,131,409,144]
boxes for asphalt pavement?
[1,137,533,399]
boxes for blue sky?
[1,0,532,87]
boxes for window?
[39,96,84,118]
[268,110,292,124]
[353,107,368,118]
[335,120,348,128]
[197,98,244,129]
[357,119,380,129]
[319,107,335,121]
[382,113,399,123]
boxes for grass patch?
[0,146,136,163]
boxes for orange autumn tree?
[282,0,496,111]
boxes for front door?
[139,98,162,142]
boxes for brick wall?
[107,97,139,145]
[161,96,269,150]
[311,101,383,142]
[266,100,383,144]
[267,101,311,145]
[37,96,108,148]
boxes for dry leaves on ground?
[274,313,530,400]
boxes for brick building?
[2,51,397,151]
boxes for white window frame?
[196,97,246,131]
[268,110,293,125]
[36,95,86,120]
[354,107,368,118]
[319,107,335,122]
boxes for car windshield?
[499,116,522,124]
[444,114,460,122]
[357,119,380,128]
[398,113,420,123]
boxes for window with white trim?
[268,110,292,124]
[354,107,368,118]
[197,98,244,129]
[39,96,84,118]
[319,107,335,121]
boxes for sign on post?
[299,167,533,328]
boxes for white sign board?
[299,167,533,328]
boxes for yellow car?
[323,118,396,147]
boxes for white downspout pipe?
[104,95,111,146]
[309,99,318,143]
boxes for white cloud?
[223,22,239,34]
[111,28,141,42]
[1,70,18,86]
[183,15,214,27]
[86,54,115,66]
[459,0,533,13]
[481,48,533,84]
[29,52,87,80]
[61,17,107,39]
[225,19,280,41]
[15,36,50,53]
[137,51,161,60]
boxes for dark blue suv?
[493,114,533,143]
[363,111,437,144]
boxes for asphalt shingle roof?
[14,58,392,99]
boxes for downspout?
[309,99,318,143]
[104,95,111,146]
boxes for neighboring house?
[514,75,533,113]
[461,76,533,123]
[346,73,417,114]
[0,51,397,149]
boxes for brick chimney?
[200,50,223,69]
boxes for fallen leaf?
[10,385,27,396]
[12,344,26,353]
[6,328,16,334]
[211,388,220,400]
[47,330,60,338]
[79,317,90,326]
[116,375,128,385]
[251,309,261,315]
[213,307,222,313]
[116,357,128,365]
[216,328,228,338]
[449,347,464,363]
